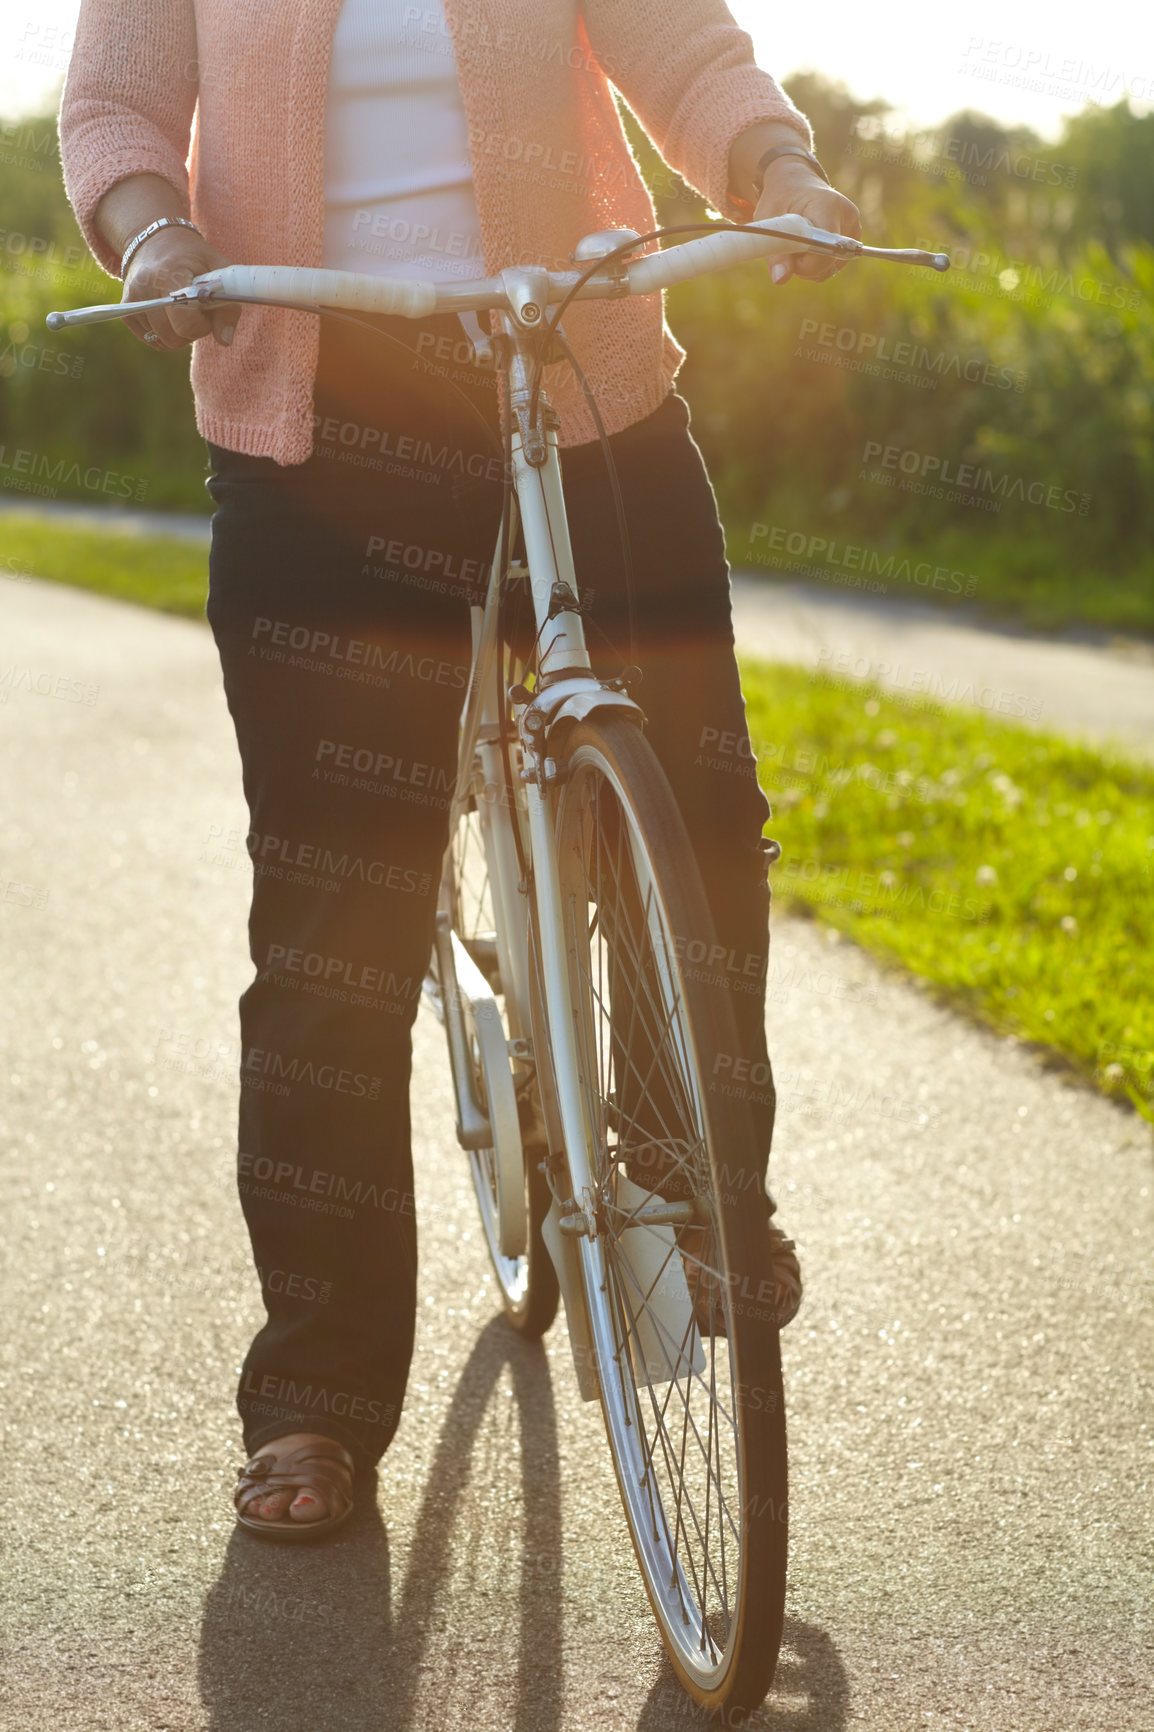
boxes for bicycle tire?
[549,714,788,1713]
[443,765,560,1339]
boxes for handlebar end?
[931,254,951,273]
[45,311,66,331]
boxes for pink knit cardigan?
[59,0,810,462]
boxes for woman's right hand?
[122,226,239,351]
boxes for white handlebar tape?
[203,265,438,318]
[625,212,819,296]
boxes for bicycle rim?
[552,717,787,1711]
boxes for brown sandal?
[234,1438,357,1542]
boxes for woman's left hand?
[752,157,861,285]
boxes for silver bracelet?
[120,215,203,278]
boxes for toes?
[241,1485,328,1524]
[250,1488,294,1522]
[288,1490,328,1523]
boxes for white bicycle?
[51,215,946,1714]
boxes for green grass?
[0,517,209,618]
[913,525,1154,638]
[739,658,1154,1115]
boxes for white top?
[322,0,485,282]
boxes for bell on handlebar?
[571,229,643,265]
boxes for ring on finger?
[143,331,162,346]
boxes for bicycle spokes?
[562,756,753,1670]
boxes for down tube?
[454,531,531,1036]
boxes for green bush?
[630,83,1154,632]
[0,124,209,511]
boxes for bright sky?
[1,0,1147,140]
[731,0,1150,141]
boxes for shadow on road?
[637,1615,850,1731]
[197,1315,563,1732]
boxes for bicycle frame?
[435,306,640,1244]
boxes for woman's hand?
[122,226,239,350]
[727,125,861,287]
[93,176,239,351]
[752,156,862,286]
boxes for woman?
[60,0,860,1541]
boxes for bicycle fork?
[438,327,681,1391]
[502,350,628,1217]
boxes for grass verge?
[724,503,1154,640]
[6,520,1149,1113]
[739,658,1154,1117]
[1,517,209,619]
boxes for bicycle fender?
[550,689,644,729]
[528,677,644,733]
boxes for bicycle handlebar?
[46,215,949,332]
[620,213,949,293]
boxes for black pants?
[206,313,775,1468]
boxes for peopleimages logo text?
[750,524,978,594]
[799,319,1025,392]
[0,446,148,500]
[861,443,1091,513]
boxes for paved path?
[2,577,1151,1731]
[731,574,1154,760]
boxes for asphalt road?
[2,577,1151,1731]
[730,575,1154,760]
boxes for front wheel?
[550,717,788,1714]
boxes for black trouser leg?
[560,394,777,1177]
[206,317,501,1468]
